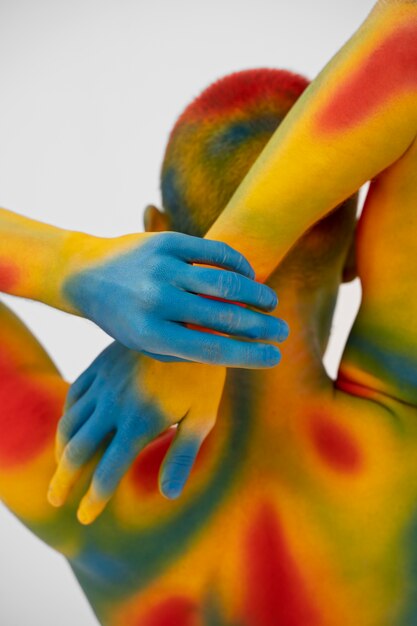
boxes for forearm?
[0,207,144,314]
[0,207,75,309]
[205,0,417,282]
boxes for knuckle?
[157,232,182,253]
[58,416,71,438]
[94,464,114,490]
[218,307,240,333]
[219,242,233,263]
[250,314,280,339]
[65,440,86,466]
[168,454,194,469]
[201,337,223,363]
[202,269,217,290]
[120,420,147,449]
[237,342,254,366]
[141,282,165,310]
[155,232,172,250]
[219,272,239,298]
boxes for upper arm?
[205,0,417,282]
[0,300,82,552]
[337,136,417,405]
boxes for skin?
[0,208,281,365]
[51,0,417,524]
[2,190,417,625]
[2,0,417,623]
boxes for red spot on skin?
[0,353,61,468]
[140,597,197,626]
[245,502,319,626]
[131,428,211,494]
[310,416,362,473]
[317,21,417,132]
[0,260,19,293]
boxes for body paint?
[245,502,319,626]
[0,355,58,468]
[308,415,363,473]
[0,259,20,293]
[316,20,417,133]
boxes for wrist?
[60,230,151,316]
[0,209,73,309]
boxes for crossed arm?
[0,209,282,366]
[17,0,417,523]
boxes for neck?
[265,274,340,382]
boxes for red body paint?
[317,21,417,132]
[0,260,19,293]
[140,597,197,626]
[0,354,60,468]
[309,416,362,473]
[131,430,176,494]
[245,502,319,626]
[131,429,211,494]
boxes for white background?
[0,1,374,624]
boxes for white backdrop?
[0,0,374,624]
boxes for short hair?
[161,68,309,237]
[160,68,357,281]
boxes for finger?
[48,416,108,508]
[140,350,192,363]
[55,395,96,462]
[76,425,157,525]
[167,235,255,278]
[156,322,282,368]
[159,421,211,499]
[170,291,289,342]
[179,266,278,312]
[64,369,96,411]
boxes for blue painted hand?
[48,343,225,523]
[64,232,284,367]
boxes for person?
[2,1,417,625]
[1,66,354,626]
[50,0,417,524]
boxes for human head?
[145,68,357,286]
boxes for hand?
[47,342,231,524]
[63,231,286,367]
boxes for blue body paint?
[63,232,286,368]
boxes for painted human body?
[52,0,417,523]
[0,209,279,364]
[2,0,417,624]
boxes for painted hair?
[161,68,309,236]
